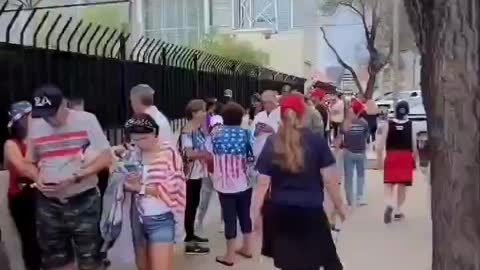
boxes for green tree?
[405,0,480,269]
[319,0,414,99]
[201,32,269,67]
[82,5,128,30]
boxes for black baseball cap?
[31,85,64,118]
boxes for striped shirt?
[341,118,369,153]
[28,110,110,198]
[135,143,186,233]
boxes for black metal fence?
[0,1,305,149]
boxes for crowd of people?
[0,83,421,270]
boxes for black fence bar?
[57,17,73,51]
[6,4,22,43]
[45,14,62,49]
[0,5,306,164]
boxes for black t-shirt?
[315,104,329,128]
[255,129,336,208]
[386,120,413,151]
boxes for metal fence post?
[119,33,126,60]
[194,53,199,98]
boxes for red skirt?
[384,150,414,185]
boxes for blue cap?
[8,101,32,127]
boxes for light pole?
[392,0,401,99]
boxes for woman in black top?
[377,101,417,224]
[252,95,345,270]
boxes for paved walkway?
[0,169,432,270]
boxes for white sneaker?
[357,198,368,206]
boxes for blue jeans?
[343,150,366,206]
[197,177,214,228]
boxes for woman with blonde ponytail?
[252,95,346,270]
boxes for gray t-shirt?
[341,118,369,153]
[28,110,110,198]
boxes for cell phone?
[43,182,58,186]
[124,164,140,173]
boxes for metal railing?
[0,1,305,151]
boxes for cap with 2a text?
[31,85,64,118]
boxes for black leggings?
[184,179,203,241]
[331,122,341,138]
[218,188,253,239]
[8,187,41,270]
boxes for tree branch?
[370,0,380,44]
[339,1,372,44]
[320,27,364,94]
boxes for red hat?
[280,95,306,118]
[351,100,366,115]
[310,88,326,100]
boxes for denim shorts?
[132,210,175,246]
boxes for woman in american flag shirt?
[123,113,186,270]
[211,102,255,266]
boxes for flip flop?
[236,250,253,259]
[216,257,234,267]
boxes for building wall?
[232,29,318,91]
[143,0,205,46]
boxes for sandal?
[216,257,234,267]
[236,250,253,259]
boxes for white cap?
[209,115,223,127]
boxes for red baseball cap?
[351,100,366,115]
[310,88,326,100]
[280,95,306,118]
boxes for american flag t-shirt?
[212,126,250,194]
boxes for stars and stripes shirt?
[211,126,252,194]
[135,143,186,236]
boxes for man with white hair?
[252,90,281,158]
[130,84,173,142]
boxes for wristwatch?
[139,184,146,196]
[73,173,82,184]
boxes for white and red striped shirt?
[135,143,186,234]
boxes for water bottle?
[124,148,143,175]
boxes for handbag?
[244,129,257,187]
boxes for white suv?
[376,90,423,118]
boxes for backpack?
[177,125,194,179]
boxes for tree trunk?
[364,72,377,100]
[405,1,480,269]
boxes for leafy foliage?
[82,5,129,30]
[200,32,269,67]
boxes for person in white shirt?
[130,84,173,143]
[252,90,281,158]
[330,94,345,139]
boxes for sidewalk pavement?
[0,169,432,270]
